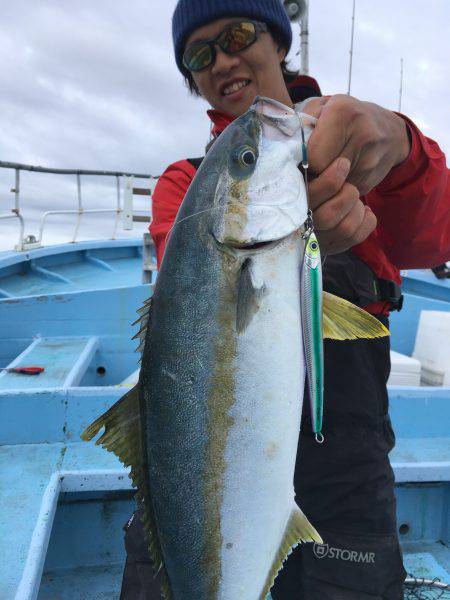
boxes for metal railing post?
[111,174,122,239]
[72,173,83,243]
[14,169,20,212]
[122,176,134,231]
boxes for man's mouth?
[221,79,251,97]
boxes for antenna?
[347,0,356,95]
[398,58,404,112]
[284,0,309,74]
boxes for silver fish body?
[83,97,322,600]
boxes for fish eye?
[234,146,257,168]
[310,241,318,251]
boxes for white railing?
[0,161,158,251]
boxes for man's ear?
[277,45,287,62]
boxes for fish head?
[212,96,312,251]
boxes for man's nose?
[211,45,240,76]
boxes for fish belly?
[218,237,305,599]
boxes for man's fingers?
[313,182,360,231]
[307,95,354,175]
[308,156,351,210]
[317,206,377,255]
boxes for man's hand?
[303,94,411,254]
[308,157,377,255]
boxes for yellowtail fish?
[82,97,388,600]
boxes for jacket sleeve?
[149,160,197,268]
[365,115,449,270]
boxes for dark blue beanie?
[172,0,292,73]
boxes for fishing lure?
[301,230,324,443]
[297,114,389,444]
[298,116,325,444]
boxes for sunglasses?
[183,20,268,73]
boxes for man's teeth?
[223,80,250,96]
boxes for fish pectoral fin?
[236,258,266,334]
[260,505,322,600]
[81,386,173,600]
[322,291,390,340]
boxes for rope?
[404,574,450,599]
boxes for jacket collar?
[206,109,235,137]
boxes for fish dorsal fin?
[81,386,173,599]
[236,258,266,334]
[132,297,153,354]
[322,291,390,340]
[259,505,322,600]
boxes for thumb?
[300,96,330,119]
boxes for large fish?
[82,97,388,600]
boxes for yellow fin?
[323,291,390,340]
[259,506,322,600]
[81,386,173,599]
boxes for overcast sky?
[0,0,448,251]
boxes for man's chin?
[221,96,258,117]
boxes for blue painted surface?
[0,443,124,598]
[0,239,148,298]
[1,242,449,598]
[0,336,98,390]
[0,285,150,386]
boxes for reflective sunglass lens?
[219,22,256,53]
[183,21,260,71]
[184,44,212,71]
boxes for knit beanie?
[172,0,292,73]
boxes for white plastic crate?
[413,310,450,386]
[388,351,422,386]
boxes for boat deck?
[1,242,449,598]
[1,386,449,598]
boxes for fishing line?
[163,206,223,247]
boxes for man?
[121,1,449,598]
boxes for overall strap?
[323,251,403,311]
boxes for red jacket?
[150,81,449,315]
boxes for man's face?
[185,17,293,116]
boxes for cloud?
[0,0,448,251]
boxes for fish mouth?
[229,240,277,251]
[214,234,293,255]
